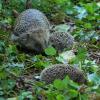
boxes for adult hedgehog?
[11,9,50,53]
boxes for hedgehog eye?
[34,42,41,48]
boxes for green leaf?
[7,97,17,100]
[46,91,56,100]
[34,61,50,68]
[0,41,5,53]
[62,76,70,86]
[6,45,17,55]
[68,81,79,89]
[18,54,26,62]
[84,23,92,29]
[77,47,87,61]
[84,3,97,14]
[68,89,78,98]
[53,79,65,90]
[18,91,33,100]
[56,94,65,100]
[79,94,88,100]
[1,79,16,91]
[45,46,56,56]
[0,70,7,79]
[0,3,2,10]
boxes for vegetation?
[0,0,100,99]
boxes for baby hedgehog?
[11,9,50,53]
[40,64,87,84]
[49,31,75,52]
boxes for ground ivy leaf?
[53,79,65,90]
[45,46,56,56]
[56,94,65,100]
[68,89,78,98]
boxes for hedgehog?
[49,31,75,52]
[40,64,87,84]
[11,9,50,53]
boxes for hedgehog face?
[30,37,47,53]
[22,29,49,53]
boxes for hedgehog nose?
[35,43,44,53]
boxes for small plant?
[32,76,89,100]
[0,0,99,99]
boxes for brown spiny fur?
[49,31,75,52]
[40,64,87,84]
